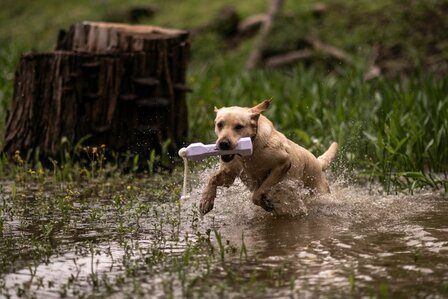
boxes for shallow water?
[1,170,447,298]
[190,175,448,298]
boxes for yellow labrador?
[200,100,338,215]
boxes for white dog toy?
[178,137,253,199]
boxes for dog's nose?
[218,139,232,150]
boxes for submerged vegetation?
[1,145,447,298]
[0,0,447,297]
[0,0,446,193]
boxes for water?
[1,170,447,298]
[190,176,448,298]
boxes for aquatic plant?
[0,1,447,298]
[188,63,448,193]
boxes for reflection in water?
[190,173,448,297]
[2,170,448,298]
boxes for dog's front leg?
[200,162,240,215]
[252,159,291,212]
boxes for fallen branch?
[308,36,353,64]
[265,49,313,67]
[265,37,353,68]
[237,14,269,37]
[364,44,381,80]
[246,0,284,69]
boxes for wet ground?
[1,169,447,298]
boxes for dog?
[200,100,338,215]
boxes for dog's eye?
[234,124,244,130]
[216,122,224,130]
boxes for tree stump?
[3,22,190,159]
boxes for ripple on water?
[3,165,446,298]
[180,166,448,297]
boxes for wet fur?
[200,100,338,215]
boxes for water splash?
[184,164,440,224]
[3,164,446,298]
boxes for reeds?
[188,64,447,193]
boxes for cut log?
[56,21,189,53]
[4,22,190,159]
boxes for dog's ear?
[249,100,270,114]
[214,106,219,113]
[250,113,261,125]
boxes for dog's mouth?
[221,154,235,163]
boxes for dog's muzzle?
[217,138,235,162]
[221,154,235,162]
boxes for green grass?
[0,158,301,298]
[0,2,447,297]
[188,62,448,192]
[0,0,447,193]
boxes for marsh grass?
[188,62,448,193]
[0,161,300,298]
[0,0,446,193]
[0,1,447,296]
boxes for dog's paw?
[260,194,274,212]
[200,197,214,215]
[253,192,274,212]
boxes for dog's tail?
[317,142,338,171]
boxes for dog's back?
[251,114,336,193]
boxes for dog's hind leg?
[252,158,291,212]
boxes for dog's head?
[214,100,270,162]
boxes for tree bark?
[4,22,190,158]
